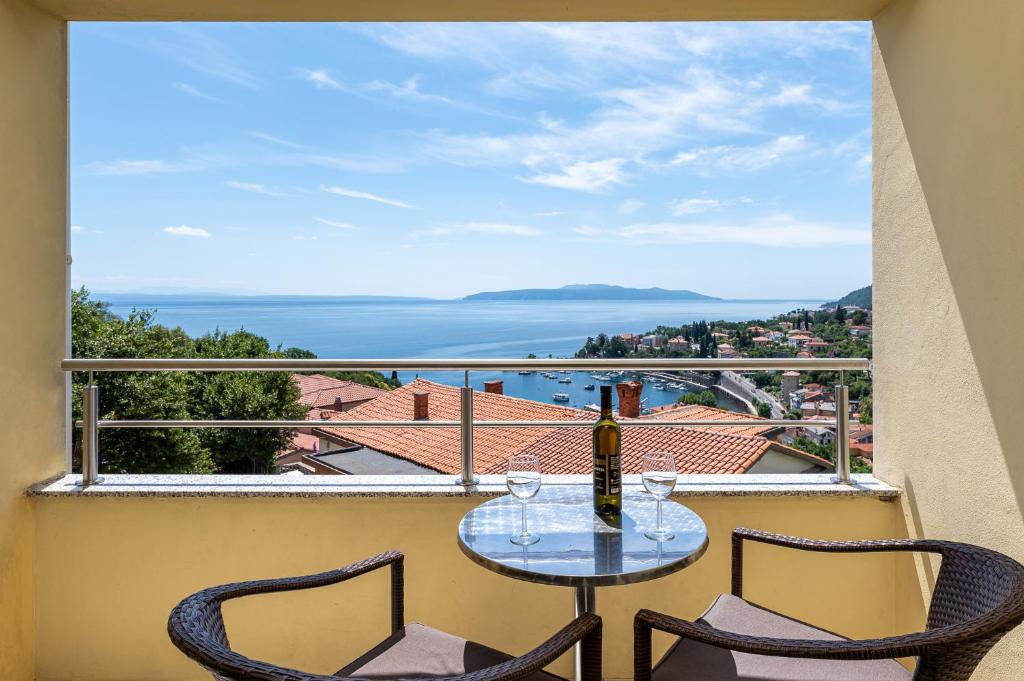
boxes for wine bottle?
[593,385,622,516]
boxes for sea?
[101,295,823,411]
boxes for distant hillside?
[826,285,872,309]
[464,284,719,301]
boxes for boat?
[552,393,570,402]
[558,377,572,384]
[583,403,600,412]
[654,385,666,391]
[517,370,532,375]
[584,384,595,391]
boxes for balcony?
[4,0,1024,679]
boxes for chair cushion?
[335,622,565,681]
[652,594,913,681]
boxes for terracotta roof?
[644,403,778,437]
[522,422,828,475]
[318,379,588,474]
[318,380,826,475]
[292,373,387,409]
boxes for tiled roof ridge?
[389,377,590,419]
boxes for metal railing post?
[456,372,478,486]
[79,380,103,486]
[832,383,851,484]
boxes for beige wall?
[872,0,1024,675]
[26,0,889,22]
[0,0,68,678]
[32,494,909,681]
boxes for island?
[464,284,720,301]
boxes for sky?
[70,22,872,300]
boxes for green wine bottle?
[593,385,622,517]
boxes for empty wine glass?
[642,451,677,541]
[507,454,541,545]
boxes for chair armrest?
[441,613,601,681]
[169,551,406,679]
[731,528,939,597]
[636,608,946,662]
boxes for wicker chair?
[168,550,602,681]
[635,528,1024,681]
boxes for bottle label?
[594,453,621,495]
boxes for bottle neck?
[600,390,614,418]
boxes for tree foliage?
[676,390,717,407]
[70,287,353,474]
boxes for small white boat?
[558,377,572,384]
[553,393,570,402]
[517,370,532,375]
[583,403,600,412]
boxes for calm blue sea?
[101,296,822,411]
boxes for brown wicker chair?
[168,550,602,681]
[634,528,1024,681]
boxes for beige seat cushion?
[335,622,564,681]
[652,594,913,681]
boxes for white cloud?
[617,199,645,215]
[762,84,849,113]
[71,225,84,232]
[315,218,357,230]
[171,82,224,102]
[411,222,542,239]
[298,68,345,90]
[249,132,307,149]
[85,156,227,176]
[671,135,811,173]
[535,210,565,217]
[521,159,627,193]
[365,75,454,105]
[227,181,288,197]
[571,226,604,236]
[668,198,721,215]
[321,185,415,209]
[163,225,211,238]
[616,216,869,247]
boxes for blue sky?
[70,22,871,299]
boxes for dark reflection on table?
[458,485,708,586]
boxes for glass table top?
[457,485,709,587]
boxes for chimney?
[413,391,429,420]
[617,381,643,419]
[483,380,504,395]
[333,396,344,411]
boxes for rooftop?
[293,373,388,409]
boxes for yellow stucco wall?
[873,0,1024,676]
[25,0,890,23]
[0,0,67,678]
[32,494,908,681]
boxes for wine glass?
[642,451,677,541]
[507,454,542,545]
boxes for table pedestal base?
[573,586,596,681]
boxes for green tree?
[677,390,717,407]
[191,330,307,473]
[281,347,399,389]
[753,399,772,418]
[71,288,214,474]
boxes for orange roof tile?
[520,424,827,475]
[292,373,387,409]
[643,404,778,437]
[319,379,588,474]
[317,379,827,475]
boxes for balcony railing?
[61,357,870,487]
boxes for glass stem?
[521,500,528,537]
[657,496,663,532]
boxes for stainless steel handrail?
[63,357,865,487]
[61,357,870,372]
[78,418,841,429]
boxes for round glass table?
[457,485,709,681]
